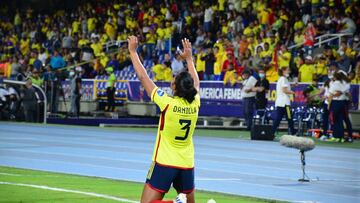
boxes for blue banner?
[61,79,360,117]
[127,81,360,117]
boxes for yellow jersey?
[87,17,97,32]
[104,22,116,40]
[278,52,291,68]
[146,33,156,44]
[91,42,103,57]
[196,53,206,72]
[20,39,30,55]
[243,27,252,36]
[315,62,327,76]
[72,21,80,33]
[156,28,165,40]
[299,64,316,82]
[164,27,173,39]
[260,49,273,59]
[164,68,173,82]
[266,66,279,82]
[153,64,165,81]
[78,39,89,47]
[151,88,200,168]
[223,70,238,86]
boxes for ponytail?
[174,71,198,103]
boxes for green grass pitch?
[0,166,284,203]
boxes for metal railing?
[288,33,353,50]
[3,79,47,124]
[103,38,173,56]
[103,40,127,53]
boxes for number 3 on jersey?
[175,119,191,141]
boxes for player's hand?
[179,38,192,60]
[127,36,138,53]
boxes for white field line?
[0,172,23,176]
[0,181,139,203]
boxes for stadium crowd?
[0,0,359,142]
[0,0,358,83]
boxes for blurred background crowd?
[0,0,359,126]
[0,0,358,83]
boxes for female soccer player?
[127,36,200,203]
[272,66,296,136]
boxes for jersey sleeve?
[194,93,201,107]
[151,87,172,111]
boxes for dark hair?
[242,69,251,75]
[278,66,288,76]
[334,71,350,83]
[174,71,197,103]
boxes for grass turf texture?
[0,166,282,203]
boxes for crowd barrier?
[61,80,360,117]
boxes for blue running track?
[0,123,359,203]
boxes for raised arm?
[179,38,200,92]
[127,36,157,96]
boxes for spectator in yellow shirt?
[91,38,103,57]
[278,45,291,68]
[299,56,316,82]
[152,59,166,82]
[349,67,359,84]
[156,22,166,51]
[152,58,173,82]
[78,34,90,47]
[87,17,97,33]
[243,22,254,36]
[104,19,116,40]
[125,16,137,31]
[218,0,226,12]
[294,30,305,45]
[260,42,273,60]
[259,8,270,29]
[145,29,156,59]
[20,36,30,56]
[223,64,238,86]
[117,30,127,42]
[195,48,206,80]
[99,52,109,68]
[294,16,304,31]
[72,19,81,34]
[315,55,328,82]
[164,22,174,40]
[213,46,225,81]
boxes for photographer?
[69,67,82,117]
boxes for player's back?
[151,88,200,168]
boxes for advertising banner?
[62,80,360,117]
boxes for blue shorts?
[146,162,194,194]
